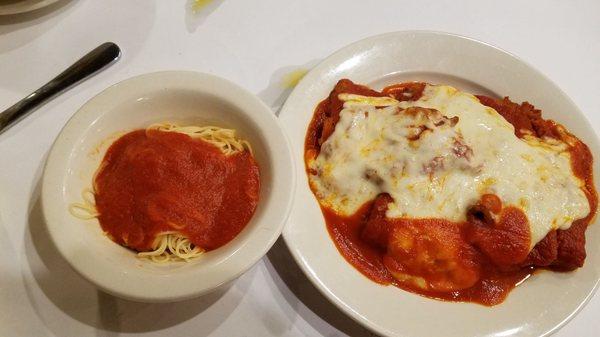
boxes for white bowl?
[42,71,295,302]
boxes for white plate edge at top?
[0,0,60,15]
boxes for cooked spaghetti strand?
[137,232,204,263]
[147,122,253,155]
[68,188,98,219]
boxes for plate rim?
[279,30,600,337]
[0,0,60,15]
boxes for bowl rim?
[41,70,296,302]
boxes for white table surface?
[1,1,599,336]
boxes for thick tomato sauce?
[94,129,260,252]
[477,95,598,270]
[305,79,597,305]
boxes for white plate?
[0,0,60,15]
[42,71,295,302]
[279,31,600,337]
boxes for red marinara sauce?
[94,129,260,252]
[304,79,597,306]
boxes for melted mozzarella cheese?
[308,85,590,248]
